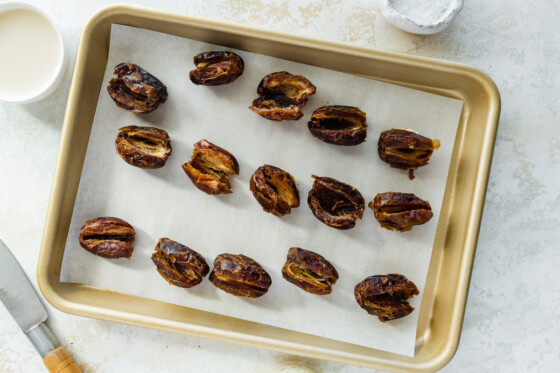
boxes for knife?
[0,239,82,373]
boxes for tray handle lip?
[36,3,114,313]
[34,282,429,372]
[422,66,500,372]
[37,3,502,372]
[73,3,503,108]
[78,4,503,99]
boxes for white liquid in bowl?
[0,8,61,101]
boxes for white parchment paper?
[60,25,463,357]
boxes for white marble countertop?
[1,0,559,372]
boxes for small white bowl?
[0,1,68,103]
[380,0,464,35]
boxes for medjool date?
[107,63,168,114]
[189,51,244,86]
[354,274,419,322]
[249,71,316,121]
[115,126,172,169]
[182,140,239,195]
[151,238,209,288]
[307,176,365,229]
[308,105,367,146]
[378,129,440,179]
[369,192,433,232]
[209,254,272,298]
[79,217,135,259]
[250,165,299,216]
[281,247,338,295]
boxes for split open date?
[209,254,272,298]
[151,238,209,288]
[107,63,168,114]
[355,274,419,322]
[308,176,365,230]
[249,71,316,121]
[189,51,244,86]
[79,217,135,259]
[115,126,172,169]
[378,129,440,179]
[250,165,299,217]
[182,140,239,195]
[308,105,367,146]
[282,247,338,295]
[369,192,433,232]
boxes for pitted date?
[354,274,419,322]
[209,254,272,298]
[79,217,135,259]
[369,192,433,232]
[107,63,168,114]
[250,165,299,216]
[281,247,338,295]
[307,176,365,229]
[308,105,367,146]
[182,140,239,195]
[151,238,209,288]
[115,126,172,169]
[249,71,316,121]
[378,129,440,179]
[189,51,244,86]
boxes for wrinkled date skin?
[378,129,440,179]
[189,51,244,86]
[79,217,135,259]
[249,71,316,121]
[182,140,240,195]
[281,247,339,295]
[209,254,272,298]
[308,105,367,146]
[107,63,168,114]
[250,165,300,216]
[369,192,433,232]
[308,176,365,229]
[115,126,172,169]
[151,238,209,288]
[354,274,419,322]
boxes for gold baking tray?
[37,5,500,372]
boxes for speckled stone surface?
[1,0,559,372]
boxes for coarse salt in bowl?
[380,0,464,35]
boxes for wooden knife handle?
[43,346,83,373]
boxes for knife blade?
[0,239,82,373]
[0,239,48,332]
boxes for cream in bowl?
[0,2,67,103]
